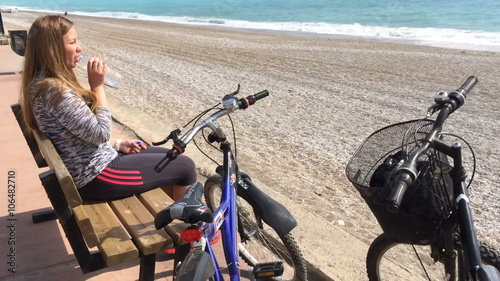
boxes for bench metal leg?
[139,254,156,281]
[32,210,57,223]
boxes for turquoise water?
[2,0,500,50]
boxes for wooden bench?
[11,103,187,280]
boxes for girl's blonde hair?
[20,15,96,132]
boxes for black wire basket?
[346,119,454,244]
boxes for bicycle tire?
[366,233,500,281]
[204,174,308,281]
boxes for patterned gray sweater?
[32,80,118,188]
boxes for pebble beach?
[3,10,500,278]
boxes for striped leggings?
[78,146,197,201]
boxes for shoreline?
[3,10,500,279]
[3,7,500,53]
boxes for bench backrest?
[11,103,46,167]
[11,103,83,207]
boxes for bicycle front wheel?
[366,233,500,281]
[204,174,308,281]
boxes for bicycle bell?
[222,97,238,110]
[435,91,449,103]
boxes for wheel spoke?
[411,245,432,280]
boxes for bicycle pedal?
[252,261,284,278]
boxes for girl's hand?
[87,57,107,91]
[119,140,147,154]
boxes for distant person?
[64,11,68,16]
[20,15,197,201]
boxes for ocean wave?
[6,6,500,52]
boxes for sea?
[2,0,500,51]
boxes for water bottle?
[77,55,122,88]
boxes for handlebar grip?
[458,76,478,97]
[246,90,269,106]
[253,90,269,101]
[387,178,409,213]
[448,76,478,110]
[154,148,181,172]
[154,155,172,173]
[239,90,269,109]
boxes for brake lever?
[222,84,241,101]
[426,91,450,117]
[426,104,441,117]
[152,128,182,146]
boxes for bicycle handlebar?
[154,90,269,172]
[386,76,478,213]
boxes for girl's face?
[63,27,82,69]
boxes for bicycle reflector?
[181,226,203,242]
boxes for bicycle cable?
[182,103,219,129]
[191,106,240,166]
[190,106,221,165]
[401,118,432,159]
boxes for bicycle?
[346,77,500,281]
[152,85,308,281]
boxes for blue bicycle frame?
[168,144,240,281]
[171,143,242,281]
[211,142,240,280]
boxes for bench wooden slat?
[137,188,186,245]
[72,205,99,248]
[109,195,173,255]
[81,201,139,266]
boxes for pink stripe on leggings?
[100,170,142,180]
[97,175,144,185]
[104,167,141,174]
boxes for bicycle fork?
[431,218,458,281]
[436,140,485,280]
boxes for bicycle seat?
[154,182,214,229]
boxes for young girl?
[21,15,197,201]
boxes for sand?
[3,10,500,280]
